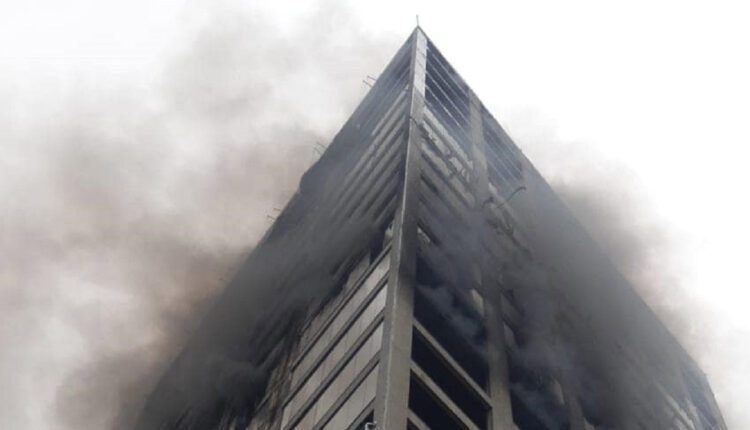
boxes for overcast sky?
[1,1,748,429]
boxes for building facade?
[138,28,727,430]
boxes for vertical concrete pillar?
[374,27,427,430]
[468,91,515,430]
[561,380,586,430]
[485,302,515,430]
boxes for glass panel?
[293,255,389,385]
[320,364,380,430]
[286,323,383,430]
[290,281,386,410]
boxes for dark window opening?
[425,91,471,154]
[481,111,523,179]
[353,412,375,430]
[414,258,488,387]
[419,175,470,235]
[408,374,464,430]
[371,181,398,223]
[412,328,488,429]
[508,352,568,430]
[511,391,550,430]
[425,42,470,117]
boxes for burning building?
[136,27,727,430]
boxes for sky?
[1,0,748,429]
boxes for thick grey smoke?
[0,3,728,430]
[508,116,695,347]
[0,3,398,430]
[412,107,722,427]
[500,114,729,427]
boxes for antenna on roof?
[416,14,420,27]
[363,75,377,88]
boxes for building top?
[136,27,726,430]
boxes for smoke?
[0,3,398,430]
[413,107,719,427]
[497,112,724,427]
[0,2,732,429]
[506,111,695,347]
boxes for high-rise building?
[137,28,727,430]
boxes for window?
[412,328,488,429]
[413,258,488,386]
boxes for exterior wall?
[143,27,726,430]
[246,250,390,430]
[247,27,727,430]
[368,27,725,430]
[242,30,418,430]
[280,251,389,430]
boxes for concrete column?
[485,301,515,430]
[561,379,586,430]
[374,27,427,430]
[468,91,515,430]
